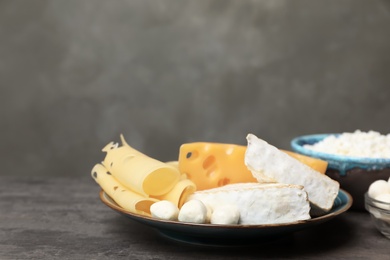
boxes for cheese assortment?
[91,133,339,225]
[178,142,328,191]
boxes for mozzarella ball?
[374,193,390,210]
[368,180,390,199]
[178,200,207,224]
[150,200,179,221]
[210,204,240,225]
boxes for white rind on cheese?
[245,133,339,211]
[187,182,311,225]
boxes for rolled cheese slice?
[152,179,196,208]
[245,133,339,212]
[91,164,158,216]
[101,135,180,196]
[187,182,311,225]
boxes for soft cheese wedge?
[245,133,339,212]
[187,182,311,225]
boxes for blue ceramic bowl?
[291,134,390,210]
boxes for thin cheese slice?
[188,183,311,225]
[101,135,180,196]
[178,142,328,191]
[152,179,196,208]
[91,164,158,216]
[245,133,339,211]
[166,161,179,170]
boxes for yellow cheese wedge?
[178,143,258,190]
[101,135,180,196]
[178,142,328,191]
[91,164,158,216]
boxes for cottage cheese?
[304,130,390,158]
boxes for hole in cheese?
[218,178,230,186]
[186,150,199,160]
[203,155,216,170]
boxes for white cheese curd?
[178,200,207,224]
[210,205,240,225]
[150,200,179,221]
[368,180,390,199]
[304,130,390,158]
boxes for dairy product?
[245,133,339,211]
[283,150,328,174]
[178,200,208,223]
[102,135,180,196]
[368,179,390,210]
[304,130,390,158]
[152,179,196,208]
[92,135,196,216]
[210,205,240,225]
[91,164,158,216]
[374,194,390,210]
[187,182,311,225]
[178,143,257,190]
[368,180,390,199]
[150,200,179,221]
[179,142,329,191]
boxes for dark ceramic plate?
[99,189,352,246]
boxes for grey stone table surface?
[1,175,389,260]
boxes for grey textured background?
[1,0,390,177]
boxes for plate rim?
[99,188,353,229]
